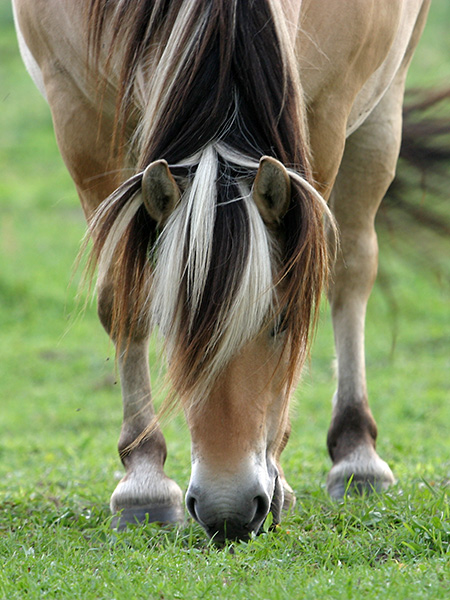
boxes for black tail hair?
[380,87,450,267]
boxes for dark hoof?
[328,474,391,499]
[111,504,185,531]
[327,450,395,499]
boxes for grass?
[1,1,449,598]
[0,488,449,598]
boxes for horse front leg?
[16,41,184,526]
[97,280,184,528]
[326,222,395,498]
[325,78,409,498]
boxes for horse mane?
[86,0,330,407]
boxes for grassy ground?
[1,1,449,598]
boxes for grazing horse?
[13,0,430,542]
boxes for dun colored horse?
[13,0,430,542]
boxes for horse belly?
[346,0,429,136]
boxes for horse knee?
[330,235,379,311]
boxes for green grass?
[1,1,449,598]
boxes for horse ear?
[141,160,180,225]
[253,156,291,225]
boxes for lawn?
[0,1,449,598]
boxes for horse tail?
[380,87,450,266]
[87,0,331,404]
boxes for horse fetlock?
[118,426,168,470]
[326,444,395,499]
[327,402,378,463]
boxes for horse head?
[139,154,301,541]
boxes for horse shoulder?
[13,0,123,213]
[12,0,98,99]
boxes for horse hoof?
[326,449,395,499]
[111,504,185,531]
[327,474,393,499]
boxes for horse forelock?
[90,147,330,409]
[87,0,331,409]
[150,145,277,406]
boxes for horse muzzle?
[185,460,279,543]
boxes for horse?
[13,0,431,543]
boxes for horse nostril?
[186,493,199,523]
[248,494,270,531]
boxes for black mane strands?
[86,0,330,404]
